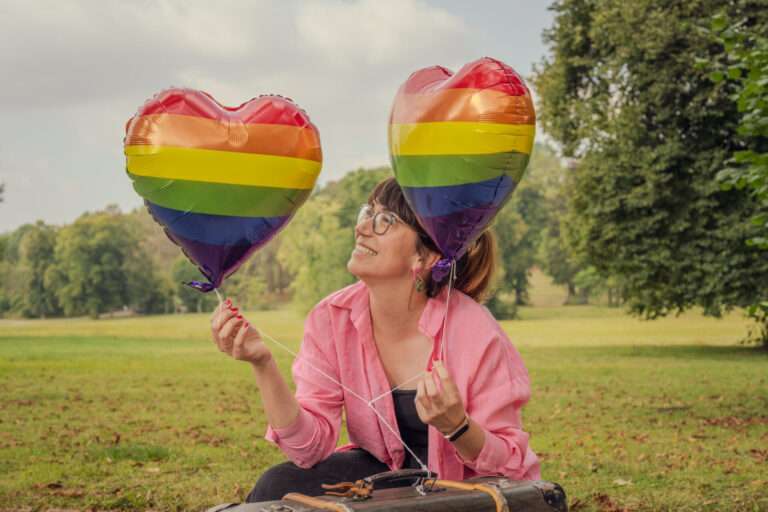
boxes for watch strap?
[444,415,470,442]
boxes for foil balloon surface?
[389,57,535,278]
[124,88,322,292]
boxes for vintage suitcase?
[207,469,567,512]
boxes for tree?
[492,143,592,308]
[17,221,61,318]
[317,166,391,226]
[226,269,269,311]
[1,223,35,263]
[0,182,4,203]
[488,202,528,315]
[279,195,356,313]
[485,293,518,320]
[531,154,589,305]
[279,168,390,313]
[539,205,583,304]
[46,207,167,318]
[128,206,186,273]
[493,144,555,305]
[245,241,291,296]
[534,1,768,334]
[707,9,768,344]
[0,243,12,315]
[0,224,36,316]
[573,266,623,307]
[708,10,768,250]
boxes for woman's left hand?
[415,360,467,435]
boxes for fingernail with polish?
[236,314,242,319]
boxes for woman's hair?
[367,177,498,303]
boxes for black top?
[391,389,428,469]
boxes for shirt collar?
[330,280,449,339]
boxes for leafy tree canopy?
[534,0,768,322]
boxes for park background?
[1,1,767,511]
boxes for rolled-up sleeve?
[265,305,343,468]
[457,333,541,480]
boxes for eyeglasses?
[356,204,402,235]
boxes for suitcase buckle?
[321,480,373,501]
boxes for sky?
[0,0,555,233]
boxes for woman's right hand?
[210,298,273,368]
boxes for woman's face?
[347,202,424,282]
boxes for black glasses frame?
[356,204,402,236]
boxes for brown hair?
[367,177,498,303]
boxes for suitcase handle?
[321,469,433,500]
[363,468,433,487]
[321,471,510,512]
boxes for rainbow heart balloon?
[124,88,322,292]
[389,57,535,279]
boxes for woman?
[210,177,540,502]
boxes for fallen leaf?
[749,449,768,463]
[593,492,632,512]
[52,488,84,498]
[569,497,586,510]
[33,482,62,490]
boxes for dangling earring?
[414,270,426,293]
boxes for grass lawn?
[0,284,766,511]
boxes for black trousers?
[246,449,392,503]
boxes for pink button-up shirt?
[265,281,541,481]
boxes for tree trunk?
[514,287,525,306]
[564,282,576,305]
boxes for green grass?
[1,298,766,511]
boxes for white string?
[368,372,425,405]
[438,260,456,364]
[214,287,430,472]
[258,329,429,473]
[258,330,370,405]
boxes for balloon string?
[256,329,430,473]
[367,372,425,405]
[438,260,456,364]
[214,286,431,472]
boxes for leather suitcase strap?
[283,478,510,512]
[424,479,510,512]
[283,492,354,512]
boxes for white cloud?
[0,0,552,233]
[296,0,466,66]
[0,0,297,109]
